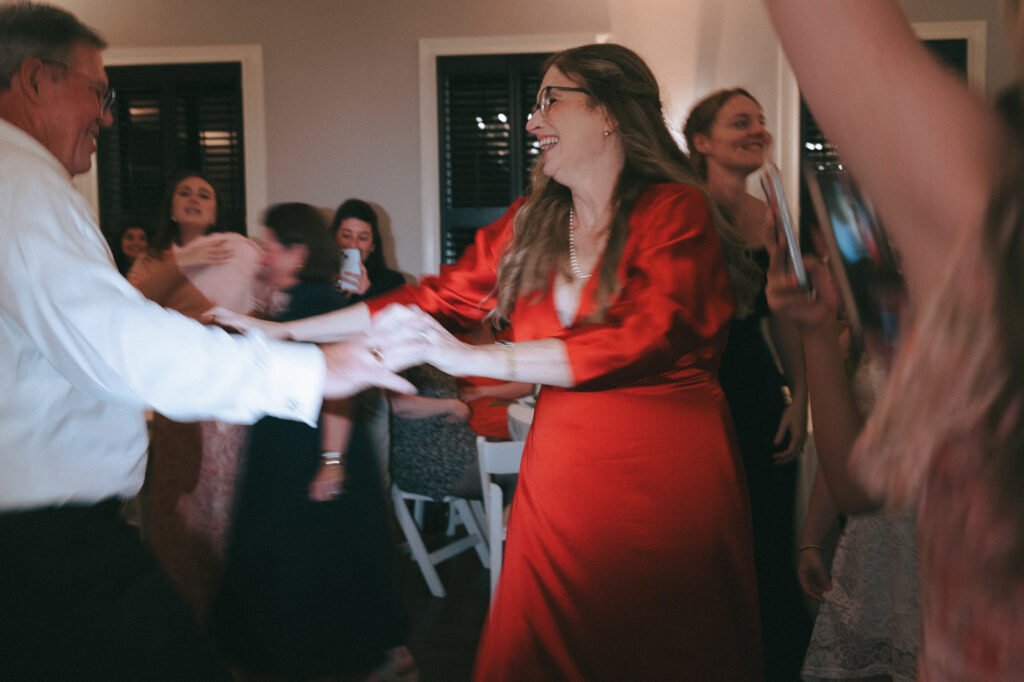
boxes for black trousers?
[0,499,231,681]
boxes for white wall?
[59,0,1010,277]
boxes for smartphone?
[760,162,810,292]
[804,164,904,346]
[339,248,361,292]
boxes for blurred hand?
[443,399,472,424]
[320,304,438,398]
[797,547,833,602]
[764,219,841,330]
[176,234,233,268]
[773,401,808,465]
[458,385,486,402]
[204,306,290,339]
[401,315,474,377]
[339,261,371,296]
[308,458,345,501]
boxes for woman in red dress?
[215,43,761,680]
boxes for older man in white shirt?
[0,4,430,679]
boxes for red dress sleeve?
[364,199,526,329]
[557,183,735,389]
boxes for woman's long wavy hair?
[148,171,227,253]
[491,43,757,322]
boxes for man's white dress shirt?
[0,118,325,510]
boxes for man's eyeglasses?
[42,59,116,116]
[530,85,589,118]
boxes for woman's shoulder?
[632,182,710,216]
[629,183,714,229]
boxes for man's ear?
[18,58,49,101]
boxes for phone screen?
[760,163,809,292]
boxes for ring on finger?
[369,346,385,363]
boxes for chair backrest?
[476,437,524,476]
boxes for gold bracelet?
[496,341,516,382]
[321,450,342,466]
[798,544,823,552]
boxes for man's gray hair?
[0,2,106,92]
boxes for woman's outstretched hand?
[204,306,291,339]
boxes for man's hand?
[321,304,437,398]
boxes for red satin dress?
[369,183,762,680]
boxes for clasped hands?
[205,303,470,399]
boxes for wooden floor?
[394,506,491,682]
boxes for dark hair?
[0,2,106,93]
[111,216,149,274]
[330,198,387,277]
[263,202,338,284]
[682,87,761,182]
[148,171,226,253]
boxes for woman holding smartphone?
[331,198,405,301]
[763,0,1024,678]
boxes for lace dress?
[802,358,921,682]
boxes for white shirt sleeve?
[0,171,325,426]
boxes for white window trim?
[773,20,986,225]
[913,20,987,91]
[418,33,605,274]
[77,44,267,237]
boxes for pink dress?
[129,232,262,628]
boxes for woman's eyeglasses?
[530,85,589,117]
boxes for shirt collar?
[0,116,74,182]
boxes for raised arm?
[763,0,1006,302]
[765,226,881,512]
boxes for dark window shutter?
[437,53,548,264]
[97,62,246,241]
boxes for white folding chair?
[391,484,489,598]
[475,436,525,597]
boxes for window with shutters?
[437,53,550,264]
[97,62,246,242]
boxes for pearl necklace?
[568,207,591,280]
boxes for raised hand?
[339,261,371,296]
[176,234,233,268]
[764,220,840,330]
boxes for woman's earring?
[603,130,611,137]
